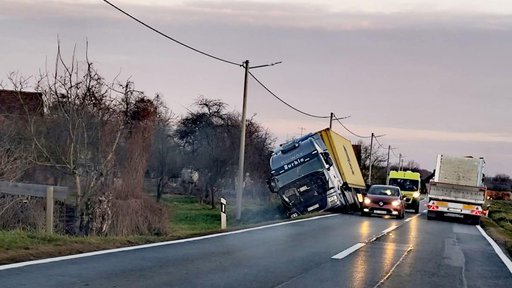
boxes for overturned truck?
[267,128,366,218]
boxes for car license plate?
[448,208,462,212]
[374,210,387,215]
[445,213,463,218]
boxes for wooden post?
[220,198,227,230]
[46,186,54,234]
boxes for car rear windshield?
[368,186,400,196]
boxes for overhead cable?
[373,135,387,150]
[373,134,400,158]
[102,0,241,67]
[248,71,330,119]
[391,148,399,158]
[334,116,372,139]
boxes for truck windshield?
[388,178,419,192]
[275,157,324,190]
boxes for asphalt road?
[1,203,511,288]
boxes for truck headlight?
[392,200,401,207]
[413,192,420,198]
[364,197,371,204]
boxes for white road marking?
[331,243,366,259]
[333,212,423,260]
[0,214,337,271]
[372,246,413,288]
[382,225,398,234]
[476,225,512,274]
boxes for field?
[0,195,284,264]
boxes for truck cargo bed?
[429,182,486,204]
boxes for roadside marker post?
[220,198,227,230]
[46,186,54,234]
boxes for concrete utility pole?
[398,153,403,171]
[329,112,334,129]
[236,60,282,220]
[368,133,374,185]
[236,60,249,221]
[386,145,391,184]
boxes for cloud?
[3,0,512,31]
[383,127,512,144]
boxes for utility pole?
[236,60,282,221]
[398,153,403,171]
[329,112,334,129]
[368,133,374,185]
[386,145,391,184]
[235,60,249,221]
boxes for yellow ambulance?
[388,170,421,213]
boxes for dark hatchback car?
[361,185,405,219]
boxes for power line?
[373,134,400,160]
[373,135,388,150]
[248,71,330,119]
[102,0,241,67]
[391,148,399,158]
[334,115,372,139]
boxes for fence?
[0,181,69,234]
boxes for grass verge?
[480,200,512,257]
[0,195,285,265]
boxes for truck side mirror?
[266,178,277,193]
[322,152,333,168]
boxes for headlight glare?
[392,200,401,207]
[364,197,371,204]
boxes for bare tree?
[357,140,387,184]
[5,43,167,236]
[147,95,179,202]
[0,122,32,181]
[175,97,275,207]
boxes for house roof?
[0,89,43,117]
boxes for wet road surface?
[1,204,510,288]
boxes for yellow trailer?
[318,128,366,190]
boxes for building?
[0,89,43,120]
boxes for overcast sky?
[1,0,511,176]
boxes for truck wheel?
[470,216,480,225]
[414,203,420,214]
